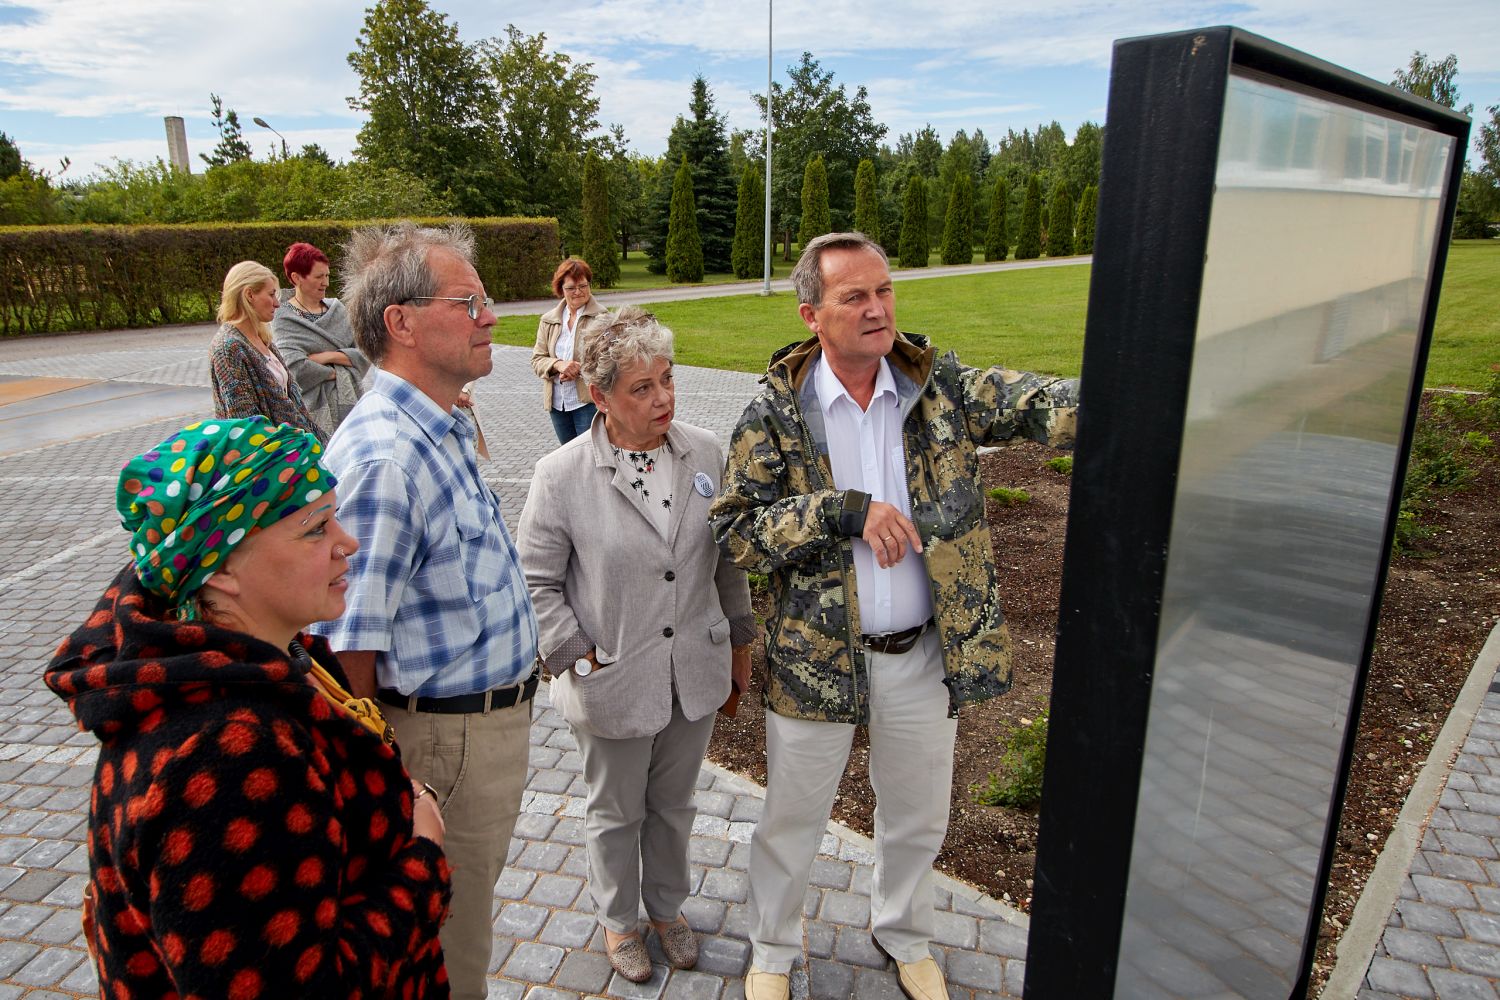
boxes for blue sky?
[1,0,1496,181]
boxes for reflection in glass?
[1112,73,1453,998]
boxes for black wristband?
[837,490,870,537]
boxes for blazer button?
[663,627,674,638]
[664,571,676,582]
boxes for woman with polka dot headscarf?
[45,417,454,999]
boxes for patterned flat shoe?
[655,916,698,969]
[605,932,653,983]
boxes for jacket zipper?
[775,364,863,724]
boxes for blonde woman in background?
[210,260,323,440]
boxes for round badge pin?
[694,472,715,498]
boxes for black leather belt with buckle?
[861,619,933,655]
[378,667,540,715]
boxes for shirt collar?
[370,368,462,446]
[814,353,897,418]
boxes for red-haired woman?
[531,257,609,444]
[273,242,372,437]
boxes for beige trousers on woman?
[572,699,716,932]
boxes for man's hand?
[861,501,923,568]
[553,359,582,381]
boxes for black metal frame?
[1023,25,1470,999]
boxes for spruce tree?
[645,76,738,273]
[1075,183,1098,254]
[984,175,1009,261]
[580,151,619,287]
[731,163,766,279]
[1015,174,1042,261]
[799,155,831,247]
[898,175,929,268]
[1047,181,1074,256]
[666,155,704,283]
[940,172,974,265]
[854,159,880,243]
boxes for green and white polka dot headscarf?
[116,418,337,615]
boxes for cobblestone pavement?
[1360,664,1500,1000]
[0,328,1032,999]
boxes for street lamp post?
[761,0,773,296]
[252,116,289,159]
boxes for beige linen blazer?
[530,296,609,411]
[518,417,753,740]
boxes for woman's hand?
[731,645,752,694]
[553,359,582,381]
[411,780,445,847]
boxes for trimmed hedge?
[0,216,560,336]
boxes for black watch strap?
[837,490,870,537]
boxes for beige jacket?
[518,417,755,740]
[530,296,609,411]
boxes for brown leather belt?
[861,619,932,655]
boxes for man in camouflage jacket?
[711,233,1077,1000]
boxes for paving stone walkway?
[0,326,1030,999]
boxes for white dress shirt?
[813,355,933,634]
[553,304,584,411]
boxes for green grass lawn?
[498,241,1496,389]
[1427,240,1500,390]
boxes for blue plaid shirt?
[311,370,539,697]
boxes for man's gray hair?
[790,231,889,307]
[340,222,478,363]
[580,305,675,395]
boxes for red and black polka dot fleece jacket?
[45,566,453,999]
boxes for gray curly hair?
[579,305,675,395]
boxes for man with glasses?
[312,222,539,1000]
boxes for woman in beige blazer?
[531,257,609,444]
[518,307,755,983]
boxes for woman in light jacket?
[530,257,608,444]
[518,307,755,982]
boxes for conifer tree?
[940,172,974,265]
[898,175,930,268]
[666,155,704,282]
[984,175,1008,261]
[1015,174,1042,260]
[731,163,766,279]
[1047,181,1074,256]
[854,159,880,243]
[645,76,737,273]
[1075,183,1098,254]
[798,154,831,247]
[580,150,618,287]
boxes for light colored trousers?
[386,696,532,1000]
[750,629,958,971]
[572,699,716,932]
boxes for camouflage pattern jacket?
[710,333,1078,723]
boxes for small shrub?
[973,706,1049,809]
[987,486,1031,506]
[1461,431,1494,452]
[747,572,769,593]
[1045,456,1073,475]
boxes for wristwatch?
[573,656,593,678]
[837,489,871,537]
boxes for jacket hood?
[45,564,322,745]
[766,332,935,394]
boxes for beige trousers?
[572,699,716,932]
[749,629,958,972]
[386,695,532,1000]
